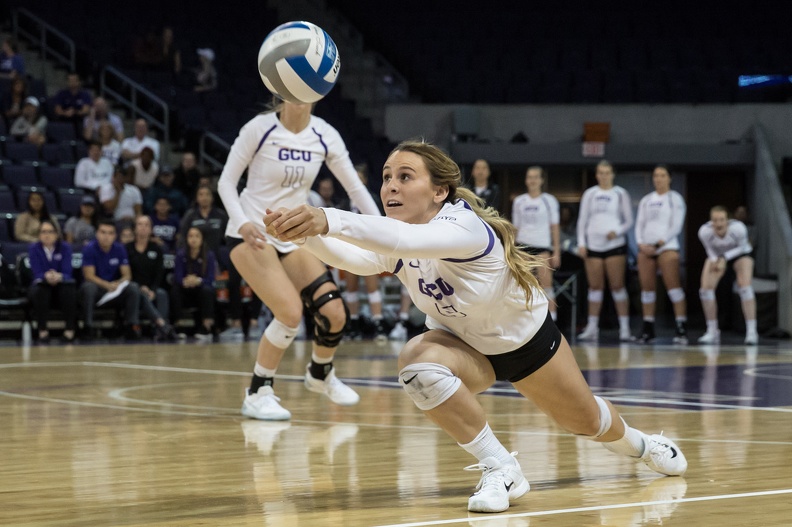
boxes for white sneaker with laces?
[697,329,720,344]
[641,433,687,476]
[744,331,759,345]
[241,386,292,421]
[577,325,599,341]
[304,366,360,406]
[465,453,530,513]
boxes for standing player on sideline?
[697,205,757,345]
[511,166,560,321]
[264,141,687,514]
[218,99,381,420]
[634,165,688,343]
[576,160,634,342]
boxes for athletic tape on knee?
[367,290,383,305]
[739,286,755,301]
[588,289,603,303]
[342,291,358,304]
[543,287,556,300]
[398,363,462,411]
[640,290,657,305]
[611,288,628,302]
[578,395,613,439]
[667,287,686,303]
[263,318,300,349]
[699,288,715,301]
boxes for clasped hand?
[264,205,328,242]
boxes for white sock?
[602,419,647,458]
[311,352,333,364]
[746,320,757,334]
[587,315,599,329]
[399,312,409,322]
[550,310,557,321]
[458,423,513,466]
[676,316,687,323]
[619,316,630,332]
[643,317,655,323]
[254,362,277,378]
[706,320,719,333]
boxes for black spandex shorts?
[727,252,753,266]
[520,246,552,256]
[225,235,288,259]
[586,245,627,259]
[485,312,562,383]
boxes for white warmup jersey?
[634,190,686,253]
[217,112,380,252]
[301,200,550,355]
[511,192,560,250]
[576,185,633,252]
[698,219,752,262]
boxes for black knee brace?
[300,271,348,347]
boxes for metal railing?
[12,7,75,72]
[100,66,170,147]
[199,131,231,172]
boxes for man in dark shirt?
[53,73,92,128]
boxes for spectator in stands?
[157,26,182,74]
[178,184,227,252]
[79,219,141,340]
[173,151,203,198]
[64,195,99,248]
[132,26,161,68]
[118,222,135,245]
[316,177,339,207]
[82,97,124,142]
[14,190,61,242]
[100,166,143,222]
[1,76,27,124]
[98,120,122,166]
[53,73,92,127]
[144,166,188,216]
[194,48,217,92]
[74,140,115,193]
[463,159,502,212]
[150,196,180,251]
[10,96,46,146]
[0,37,25,79]
[171,226,217,341]
[27,219,77,343]
[130,146,159,191]
[121,119,161,162]
[125,215,176,341]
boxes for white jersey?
[511,192,559,249]
[698,219,752,262]
[576,185,633,252]
[635,190,686,253]
[302,200,550,355]
[218,112,380,252]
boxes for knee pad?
[667,287,686,304]
[263,318,300,349]
[398,363,461,411]
[640,290,657,305]
[543,287,556,301]
[578,395,613,439]
[367,290,383,305]
[342,291,359,305]
[739,286,755,301]
[588,289,603,303]
[301,271,348,348]
[611,287,628,302]
[699,288,715,301]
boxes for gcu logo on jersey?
[278,148,312,162]
[418,277,454,300]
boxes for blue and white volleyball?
[257,21,341,104]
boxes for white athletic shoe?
[304,366,360,406]
[465,453,530,513]
[744,331,759,345]
[697,329,720,344]
[619,327,635,342]
[577,325,599,341]
[641,433,687,476]
[389,321,408,341]
[241,386,292,421]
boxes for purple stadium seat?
[2,165,39,187]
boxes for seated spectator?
[74,140,115,192]
[315,177,339,207]
[125,215,176,340]
[130,146,159,191]
[1,76,27,124]
[121,119,161,162]
[53,72,92,126]
[171,226,217,340]
[173,152,204,198]
[150,197,180,250]
[144,166,188,216]
[10,96,46,146]
[63,195,99,248]
[0,37,25,79]
[82,97,124,142]
[14,190,61,242]
[118,221,135,245]
[27,220,77,343]
[98,120,122,166]
[178,184,227,252]
[79,219,141,340]
[100,167,143,222]
[194,48,217,92]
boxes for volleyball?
[257,21,341,104]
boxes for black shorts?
[485,312,562,383]
[586,245,627,259]
[520,246,552,256]
[727,252,753,266]
[225,235,288,259]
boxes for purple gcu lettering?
[278,148,312,162]
[418,277,455,300]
